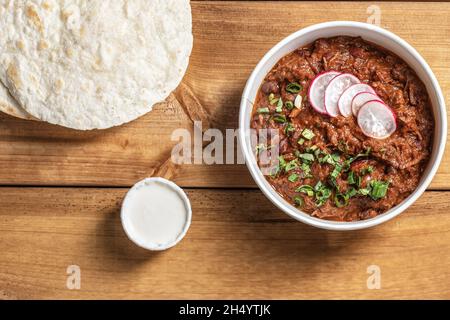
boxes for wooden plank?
[0,187,449,299]
[0,1,449,188]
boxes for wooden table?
[1,1,449,300]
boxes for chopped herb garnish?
[301,128,315,140]
[285,101,294,110]
[297,138,305,145]
[284,122,295,135]
[359,188,370,196]
[314,181,323,191]
[276,98,283,112]
[334,193,349,208]
[356,175,362,188]
[315,183,332,207]
[278,156,286,171]
[288,173,299,182]
[331,153,341,163]
[285,160,298,172]
[286,82,303,94]
[257,107,270,114]
[268,93,278,105]
[300,162,312,178]
[273,114,287,123]
[347,171,356,185]
[294,196,304,207]
[346,187,358,198]
[369,180,390,200]
[298,153,315,162]
[296,185,315,197]
[330,163,343,179]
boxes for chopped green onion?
[294,196,304,207]
[273,115,286,123]
[285,101,294,110]
[285,160,298,172]
[286,82,303,94]
[369,180,389,200]
[288,173,299,182]
[296,185,315,197]
[358,188,370,196]
[330,164,343,179]
[276,98,283,112]
[298,153,315,162]
[331,153,341,163]
[346,187,358,198]
[356,175,362,188]
[297,138,305,145]
[284,122,295,135]
[300,162,312,178]
[347,171,356,185]
[314,181,323,191]
[334,193,349,208]
[257,107,270,114]
[314,148,322,158]
[301,128,315,140]
[268,93,278,105]
[316,190,331,206]
[278,155,286,168]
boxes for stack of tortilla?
[0,0,193,130]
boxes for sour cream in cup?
[121,177,192,251]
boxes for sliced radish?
[308,71,341,115]
[351,92,382,116]
[357,101,397,139]
[338,84,376,117]
[324,73,360,117]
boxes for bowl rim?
[238,21,447,231]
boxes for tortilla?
[0,0,193,130]
[0,84,34,120]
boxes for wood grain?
[0,187,449,299]
[0,1,448,188]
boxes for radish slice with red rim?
[308,71,341,115]
[338,83,376,117]
[351,91,381,116]
[357,101,397,139]
[324,73,360,117]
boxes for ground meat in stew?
[251,36,434,222]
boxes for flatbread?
[0,0,193,130]
[0,84,34,120]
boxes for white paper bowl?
[239,21,447,230]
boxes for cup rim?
[239,21,447,231]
